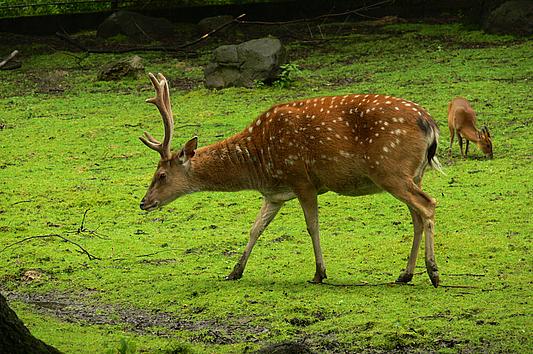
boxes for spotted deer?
[448,97,493,158]
[139,73,442,287]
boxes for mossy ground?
[0,22,531,353]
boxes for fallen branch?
[236,0,393,26]
[69,209,107,239]
[0,234,100,260]
[0,50,20,69]
[135,248,182,258]
[321,281,413,287]
[12,199,33,206]
[440,284,480,289]
[177,13,246,49]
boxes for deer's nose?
[140,198,146,210]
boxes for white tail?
[139,73,441,287]
[448,97,493,158]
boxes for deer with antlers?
[448,97,493,159]
[139,73,442,287]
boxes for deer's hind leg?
[371,175,439,287]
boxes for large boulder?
[204,37,286,89]
[483,1,533,36]
[97,55,144,81]
[97,11,175,40]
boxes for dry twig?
[0,234,100,260]
[0,50,20,69]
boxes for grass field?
[0,21,532,353]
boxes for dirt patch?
[3,290,268,342]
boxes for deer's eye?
[158,172,167,182]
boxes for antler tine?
[139,131,163,154]
[144,72,174,159]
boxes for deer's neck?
[458,125,481,142]
[188,133,266,192]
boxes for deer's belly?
[323,176,382,197]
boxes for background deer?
[448,97,493,158]
[139,73,442,287]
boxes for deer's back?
[448,97,477,131]
[231,94,437,196]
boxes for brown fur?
[447,97,493,158]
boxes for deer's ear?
[177,136,198,164]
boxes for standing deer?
[139,73,442,287]
[448,97,493,158]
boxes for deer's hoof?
[225,271,243,281]
[428,271,440,288]
[395,271,413,284]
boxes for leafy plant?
[274,63,302,88]
[106,338,137,354]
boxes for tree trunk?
[0,293,61,354]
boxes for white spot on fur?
[383,146,389,153]
[248,127,253,133]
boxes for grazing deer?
[139,73,442,287]
[448,97,493,158]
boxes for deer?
[138,73,442,287]
[447,97,493,159]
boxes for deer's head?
[477,126,493,159]
[139,73,199,211]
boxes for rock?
[204,37,286,89]
[97,11,175,40]
[198,15,234,33]
[97,55,144,81]
[483,1,533,36]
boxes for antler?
[140,73,174,159]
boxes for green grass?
[0,23,532,353]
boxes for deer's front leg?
[226,198,283,280]
[448,127,455,157]
[458,134,465,158]
[296,187,326,283]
